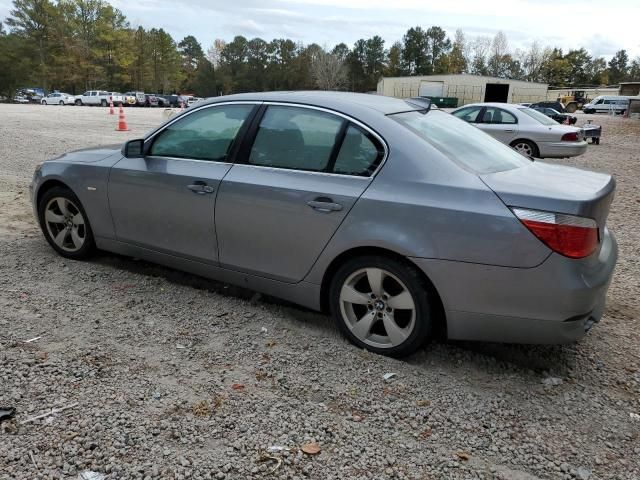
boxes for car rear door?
[215,104,386,283]
[475,107,519,144]
[108,102,257,263]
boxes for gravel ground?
[0,104,639,480]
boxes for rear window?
[519,108,559,126]
[390,110,530,174]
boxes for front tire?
[41,100,47,105]
[330,255,433,357]
[510,139,539,158]
[75,99,82,106]
[38,187,95,259]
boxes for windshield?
[390,110,531,174]
[520,108,559,126]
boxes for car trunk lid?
[480,161,615,237]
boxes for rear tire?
[59,100,64,106]
[510,139,539,158]
[101,99,107,107]
[38,186,95,260]
[329,255,433,357]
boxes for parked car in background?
[41,92,76,105]
[451,103,587,158]
[30,92,617,357]
[108,92,124,106]
[582,96,631,114]
[153,95,169,107]
[530,101,566,113]
[144,94,159,107]
[531,106,577,125]
[122,91,146,106]
[157,94,189,107]
[76,90,111,106]
[13,94,30,104]
[16,88,44,103]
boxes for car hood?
[49,145,122,164]
[480,161,615,229]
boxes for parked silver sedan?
[452,102,587,158]
[29,92,617,357]
[41,92,76,106]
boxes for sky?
[1,0,639,59]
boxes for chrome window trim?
[231,163,372,181]
[144,100,389,177]
[250,101,389,178]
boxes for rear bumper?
[539,140,588,158]
[410,229,617,344]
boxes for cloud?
[2,0,638,58]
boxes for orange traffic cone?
[109,98,114,115]
[115,105,130,131]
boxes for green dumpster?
[424,96,458,108]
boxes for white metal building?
[376,74,548,106]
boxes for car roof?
[458,102,527,110]
[202,91,423,115]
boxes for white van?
[582,95,635,114]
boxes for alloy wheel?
[513,142,533,156]
[44,197,86,252]
[339,267,416,349]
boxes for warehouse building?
[376,74,548,107]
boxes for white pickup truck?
[75,90,121,106]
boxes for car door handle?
[307,198,343,213]
[504,129,515,133]
[187,182,214,194]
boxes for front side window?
[334,125,383,176]
[150,104,253,161]
[452,106,482,123]
[391,110,530,174]
[481,107,517,124]
[248,106,343,172]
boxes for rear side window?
[334,125,383,176]
[150,104,253,161]
[249,106,343,172]
[391,110,530,174]
[481,107,517,124]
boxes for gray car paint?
[31,91,618,344]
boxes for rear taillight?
[512,208,599,259]
[561,132,579,142]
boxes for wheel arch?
[319,246,447,338]
[509,138,539,155]
[36,179,75,210]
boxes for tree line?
[1,0,639,99]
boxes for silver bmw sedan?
[30,92,617,357]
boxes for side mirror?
[122,138,144,158]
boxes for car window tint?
[333,125,382,177]
[481,107,517,124]
[249,106,343,172]
[452,106,482,123]
[150,104,253,161]
[391,110,530,174]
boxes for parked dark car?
[144,94,159,107]
[531,101,566,113]
[531,106,577,125]
[152,95,169,107]
[158,94,190,108]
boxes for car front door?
[475,107,519,144]
[215,104,385,283]
[108,103,257,263]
